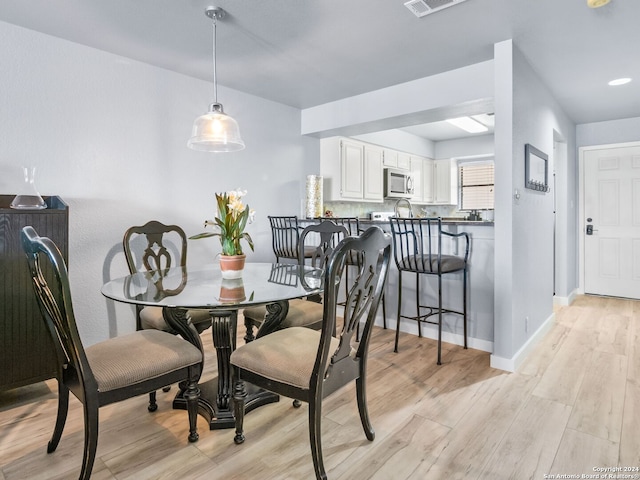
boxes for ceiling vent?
[404,0,468,17]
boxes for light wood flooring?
[1,294,639,479]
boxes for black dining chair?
[231,227,392,480]
[242,220,349,342]
[21,226,202,480]
[123,220,212,411]
[389,217,470,364]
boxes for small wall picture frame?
[525,143,549,192]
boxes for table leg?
[168,306,282,430]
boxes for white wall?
[492,40,576,369]
[0,21,318,345]
[354,129,435,158]
[301,61,494,138]
[435,134,494,159]
[576,116,640,147]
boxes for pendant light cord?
[212,14,218,104]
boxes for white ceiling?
[1,0,638,141]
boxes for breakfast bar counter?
[305,216,495,355]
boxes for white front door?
[584,144,640,299]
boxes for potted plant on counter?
[190,189,255,278]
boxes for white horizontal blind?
[459,162,494,210]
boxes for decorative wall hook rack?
[524,143,549,193]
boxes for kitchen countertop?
[359,218,494,226]
[302,217,494,226]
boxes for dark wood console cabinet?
[0,195,69,390]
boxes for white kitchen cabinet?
[410,156,423,202]
[410,157,435,204]
[383,149,397,168]
[363,144,384,200]
[422,158,435,203]
[397,152,411,170]
[340,139,365,199]
[434,159,457,204]
[320,137,383,202]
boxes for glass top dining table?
[101,262,323,430]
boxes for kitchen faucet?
[394,198,413,218]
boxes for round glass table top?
[101,263,323,309]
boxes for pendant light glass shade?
[188,6,244,153]
[188,103,245,152]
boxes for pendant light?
[188,6,245,152]
[587,0,611,7]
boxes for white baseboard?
[553,289,578,307]
[490,311,556,372]
[392,318,494,354]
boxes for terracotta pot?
[219,254,246,279]
[219,278,246,303]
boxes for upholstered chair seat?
[85,330,202,392]
[242,299,324,333]
[231,327,339,389]
[139,306,211,333]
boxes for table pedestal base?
[172,378,279,430]
[165,305,288,430]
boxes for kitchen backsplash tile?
[323,201,462,219]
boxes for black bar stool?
[321,217,387,330]
[268,215,314,263]
[389,217,469,364]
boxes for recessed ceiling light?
[446,116,489,133]
[608,78,632,86]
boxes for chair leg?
[308,397,327,480]
[394,271,402,353]
[79,399,99,480]
[147,391,158,412]
[355,376,375,441]
[437,274,443,366]
[382,293,387,329]
[416,273,422,338]
[463,268,468,349]
[47,380,69,453]
[184,373,201,443]
[233,377,247,444]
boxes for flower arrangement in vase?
[190,189,255,278]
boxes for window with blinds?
[459,162,494,210]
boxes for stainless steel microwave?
[384,168,414,198]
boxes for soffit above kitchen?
[0,0,637,125]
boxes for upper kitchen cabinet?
[410,156,431,203]
[383,149,411,170]
[363,144,384,200]
[320,137,383,202]
[433,159,457,204]
[397,152,411,170]
[410,158,455,205]
[382,149,397,168]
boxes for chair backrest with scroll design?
[231,226,392,480]
[123,220,189,329]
